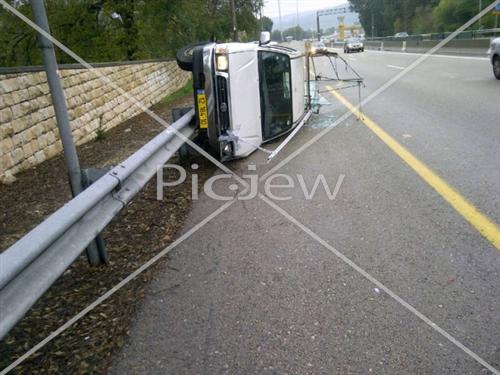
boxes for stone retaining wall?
[0,60,191,183]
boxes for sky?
[263,0,347,18]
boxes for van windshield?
[258,51,293,140]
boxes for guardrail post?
[81,168,111,264]
[31,0,105,265]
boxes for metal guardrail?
[361,38,491,56]
[327,38,491,57]
[366,28,500,42]
[0,109,195,340]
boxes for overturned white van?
[176,33,311,161]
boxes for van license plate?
[197,90,208,129]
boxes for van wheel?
[494,57,500,80]
[176,42,207,71]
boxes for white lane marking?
[387,64,406,70]
[348,57,357,61]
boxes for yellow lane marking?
[326,86,500,251]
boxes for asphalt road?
[110,49,500,374]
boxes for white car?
[176,32,308,161]
[488,37,500,80]
[344,38,364,53]
[311,41,327,54]
[394,32,409,38]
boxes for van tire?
[494,56,500,80]
[176,42,207,71]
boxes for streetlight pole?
[316,12,320,41]
[478,0,483,29]
[278,0,283,41]
[31,0,82,197]
[260,4,263,31]
[371,13,375,38]
[31,0,105,265]
[296,0,300,40]
[230,0,238,41]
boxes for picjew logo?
[157,164,345,201]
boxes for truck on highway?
[176,32,312,161]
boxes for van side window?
[258,51,293,140]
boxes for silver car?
[489,37,500,80]
[344,38,364,53]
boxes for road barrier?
[363,38,492,56]
[0,110,195,340]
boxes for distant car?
[394,32,409,38]
[488,37,500,80]
[311,41,327,54]
[344,38,364,53]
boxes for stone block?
[0,153,14,171]
[0,122,14,138]
[10,89,30,105]
[1,169,17,184]
[34,150,46,163]
[0,78,19,94]
[12,117,28,134]
[12,147,24,164]
[22,142,33,157]
[0,138,14,155]
[0,107,13,123]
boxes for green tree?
[349,0,439,37]
[412,5,436,34]
[283,25,306,40]
[349,0,495,37]
[433,0,496,31]
[261,15,273,32]
[0,0,265,67]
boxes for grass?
[95,127,107,141]
[162,79,193,105]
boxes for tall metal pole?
[296,0,300,40]
[230,0,238,41]
[260,5,263,31]
[371,13,375,38]
[31,0,104,266]
[316,13,321,41]
[277,0,283,41]
[31,0,82,197]
[478,0,483,29]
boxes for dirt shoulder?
[0,95,215,374]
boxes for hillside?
[271,3,360,31]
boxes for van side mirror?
[260,31,271,45]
